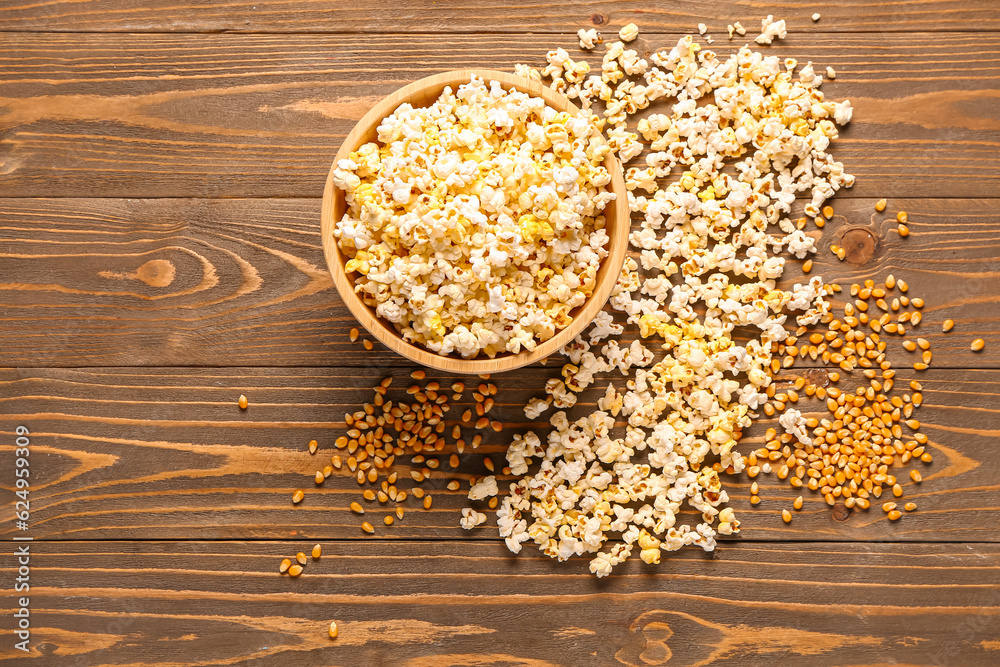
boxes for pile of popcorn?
[469,19,855,576]
[331,78,616,358]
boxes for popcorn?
[756,15,787,45]
[493,19,855,577]
[333,76,615,360]
[469,475,499,501]
[578,28,602,50]
[619,22,640,42]
[460,508,488,529]
[524,396,551,420]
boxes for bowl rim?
[320,68,630,374]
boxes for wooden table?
[2,1,999,665]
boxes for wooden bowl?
[321,68,630,374]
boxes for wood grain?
[1,33,999,198]
[0,0,997,34]
[0,197,995,368]
[2,366,996,542]
[1,540,998,666]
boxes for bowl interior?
[320,68,630,374]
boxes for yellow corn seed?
[972,338,985,352]
[312,544,322,559]
[782,509,792,523]
[943,319,954,332]
[296,552,307,565]
[897,211,908,223]
[289,564,303,577]
[876,199,887,212]
[329,621,339,639]
[279,558,291,573]
[423,496,433,509]
[238,394,248,409]
[361,522,375,534]
[292,489,305,504]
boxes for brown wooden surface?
[1,366,998,542]
[0,197,996,368]
[0,0,997,33]
[1,541,998,666]
[2,1,999,664]
[0,33,998,199]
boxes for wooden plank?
[0,0,997,34]
[1,33,999,198]
[1,540,998,665]
[0,197,995,368]
[2,366,996,542]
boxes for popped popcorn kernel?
[619,23,640,42]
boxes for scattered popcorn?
[827,66,837,79]
[812,13,821,21]
[332,76,615,359]
[734,21,747,36]
[756,15,787,45]
[578,28,602,50]
[727,24,735,39]
[697,23,707,35]
[619,22,640,42]
[493,18,854,576]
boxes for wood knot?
[36,643,58,656]
[591,12,608,26]
[806,368,832,388]
[839,228,878,266]
[99,259,176,287]
[831,503,851,521]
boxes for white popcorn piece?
[460,508,488,529]
[469,475,499,501]
[826,66,837,79]
[697,23,707,35]
[619,22,640,42]
[812,13,821,21]
[756,15,787,45]
[524,396,552,420]
[578,28,602,50]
